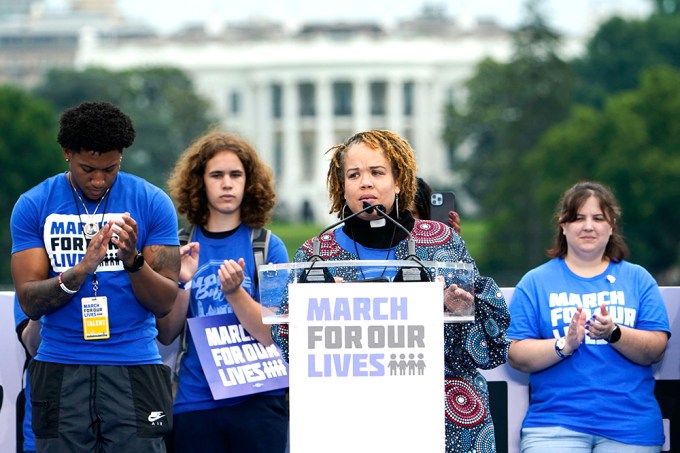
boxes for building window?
[271,83,282,119]
[370,81,386,116]
[403,81,414,116]
[229,90,241,115]
[299,82,315,117]
[333,81,353,116]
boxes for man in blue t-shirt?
[158,131,289,453]
[10,102,180,453]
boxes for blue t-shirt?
[174,224,289,414]
[10,171,179,365]
[508,258,671,446]
[334,228,398,280]
[14,296,35,452]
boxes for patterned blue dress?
[273,219,510,453]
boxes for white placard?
[288,281,445,452]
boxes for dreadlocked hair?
[326,130,417,218]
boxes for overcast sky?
[47,0,652,36]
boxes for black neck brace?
[342,208,414,249]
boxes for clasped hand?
[81,213,138,273]
[563,303,616,354]
[585,304,616,340]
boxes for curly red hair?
[167,130,276,228]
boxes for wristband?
[554,337,572,359]
[58,272,78,295]
[178,281,192,290]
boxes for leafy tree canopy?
[526,65,680,283]
[34,67,216,188]
[0,86,62,284]
[443,0,574,283]
[574,9,680,106]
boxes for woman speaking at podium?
[272,130,510,452]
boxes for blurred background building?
[0,0,582,221]
[0,0,154,87]
[76,12,521,220]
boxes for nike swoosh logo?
[148,413,166,422]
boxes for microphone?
[371,205,431,282]
[300,201,385,283]
[373,204,416,257]
[361,200,385,215]
[311,201,386,257]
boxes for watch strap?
[555,338,572,359]
[124,252,144,273]
[605,324,622,344]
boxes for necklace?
[68,173,111,239]
[351,223,398,281]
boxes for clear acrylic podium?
[258,259,475,324]
[259,260,474,452]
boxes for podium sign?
[288,281,445,452]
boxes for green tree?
[0,86,62,285]
[574,9,680,107]
[443,0,574,284]
[34,67,215,188]
[526,66,680,283]
[653,0,680,15]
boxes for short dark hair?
[413,177,432,220]
[57,101,136,153]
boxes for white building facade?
[76,26,513,221]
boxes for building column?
[282,77,301,185]
[353,76,370,133]
[313,77,334,221]
[252,79,273,166]
[412,77,437,178]
[386,77,404,135]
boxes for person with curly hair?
[10,101,180,452]
[271,129,510,452]
[158,130,289,453]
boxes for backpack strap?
[250,227,271,288]
[178,225,195,246]
[172,225,194,398]
[250,227,270,269]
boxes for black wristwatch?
[124,252,145,273]
[605,324,621,344]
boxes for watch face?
[556,337,566,350]
[125,253,145,272]
[134,253,144,268]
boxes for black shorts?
[29,360,173,453]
